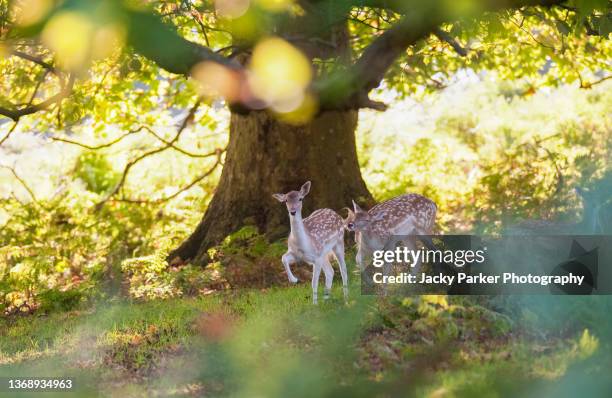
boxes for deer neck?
[290,212,311,248]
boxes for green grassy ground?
[0,278,600,398]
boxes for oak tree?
[1,0,609,265]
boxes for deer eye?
[299,198,303,201]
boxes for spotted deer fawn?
[273,181,348,304]
[345,194,437,272]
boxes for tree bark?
[169,110,373,266]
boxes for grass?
[0,278,598,398]
[0,282,354,395]
[0,283,311,359]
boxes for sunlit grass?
[1,285,600,397]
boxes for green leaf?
[555,20,571,36]
[599,14,612,37]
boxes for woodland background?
[1,0,611,397]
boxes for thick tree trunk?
[169,109,373,266]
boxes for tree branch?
[434,27,468,56]
[112,149,225,204]
[10,50,63,81]
[0,165,39,204]
[126,10,241,75]
[137,125,224,158]
[1,0,572,119]
[50,130,138,150]
[94,101,204,210]
[317,11,440,110]
[50,122,223,158]
[0,122,19,147]
[0,75,74,122]
[118,0,568,113]
[579,74,612,89]
[317,0,566,111]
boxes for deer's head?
[272,181,311,217]
[345,200,383,231]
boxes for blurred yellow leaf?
[192,62,240,101]
[11,0,53,27]
[42,11,95,71]
[249,37,312,111]
[215,0,251,18]
[92,24,126,60]
[227,11,260,39]
[55,260,69,273]
[41,12,124,71]
[274,92,318,124]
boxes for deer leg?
[322,258,334,300]
[356,247,365,273]
[405,235,420,275]
[312,261,323,305]
[378,237,402,296]
[355,231,365,272]
[382,237,401,278]
[281,252,299,284]
[332,241,349,301]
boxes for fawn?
[345,194,437,272]
[273,181,348,304]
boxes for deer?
[273,181,348,304]
[345,193,437,273]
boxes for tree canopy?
[1,0,610,132]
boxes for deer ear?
[300,181,311,197]
[272,193,286,202]
[341,207,354,221]
[352,199,363,213]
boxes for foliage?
[74,152,120,194]
[0,0,609,131]
[116,224,292,302]
[208,226,290,288]
[474,121,611,232]
[359,79,611,233]
[121,248,181,300]
[36,287,85,313]
[0,188,192,313]
[121,247,226,300]
[0,105,227,312]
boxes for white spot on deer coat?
[304,208,344,253]
[368,194,436,239]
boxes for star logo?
[549,240,598,295]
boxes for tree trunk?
[168,109,373,266]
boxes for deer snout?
[286,201,301,216]
[351,219,370,231]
